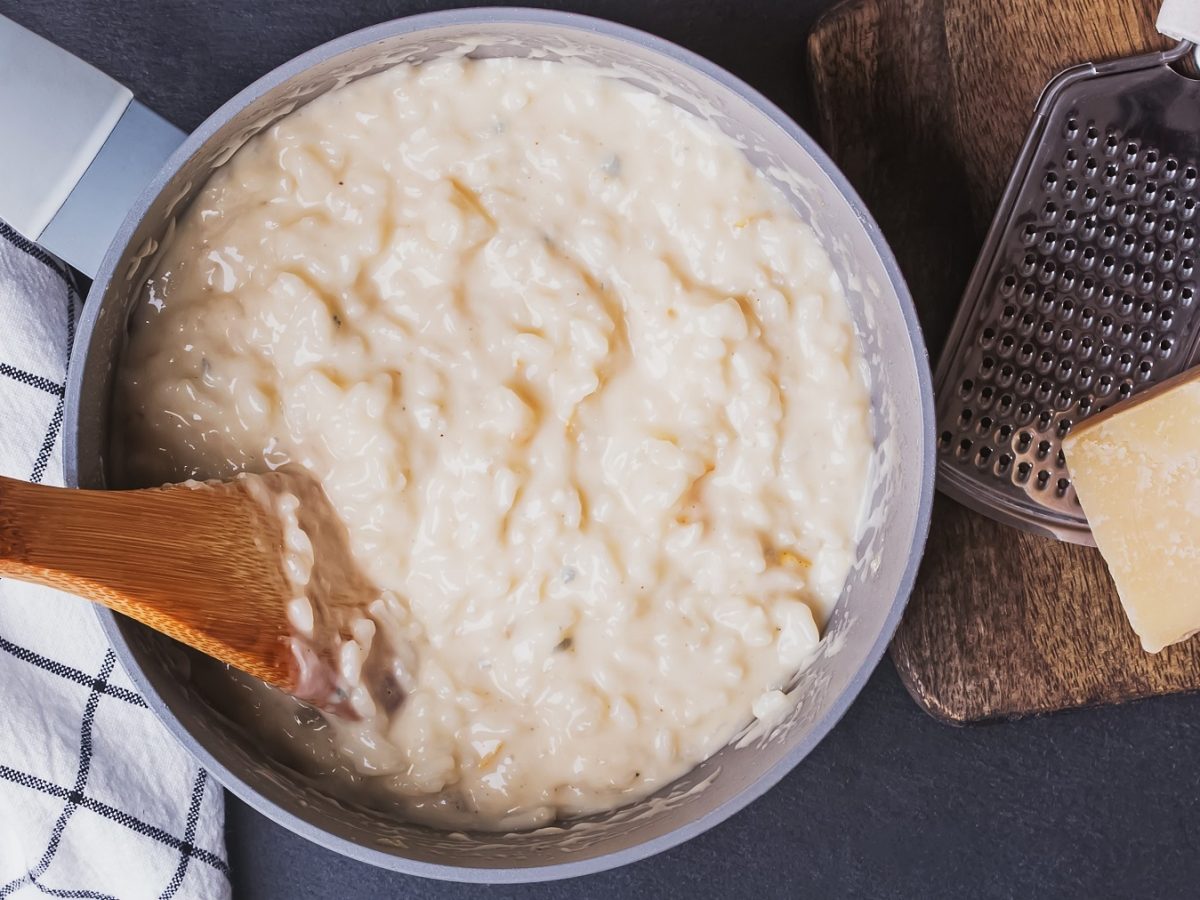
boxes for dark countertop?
[6,1,1200,896]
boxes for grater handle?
[1158,0,1200,45]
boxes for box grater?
[935,1,1200,544]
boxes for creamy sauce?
[112,57,873,830]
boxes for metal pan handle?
[0,15,184,277]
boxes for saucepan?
[0,7,934,882]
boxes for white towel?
[0,220,230,900]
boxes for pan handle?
[0,15,184,278]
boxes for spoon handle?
[0,474,294,686]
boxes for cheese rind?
[1063,369,1200,652]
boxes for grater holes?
[1057,328,1074,351]
[1098,373,1114,394]
[1184,197,1197,221]
[1076,364,1094,388]
[1158,335,1174,358]
[1023,223,1039,244]
[1017,400,1035,423]
[940,430,952,447]
[999,334,1016,356]
[1118,350,1134,371]
[980,327,996,348]
[1060,240,1077,263]
[1117,294,1135,315]
[1139,211,1158,235]
[1036,469,1051,490]
[1109,165,1124,187]
[1104,134,1119,155]
[1017,431,1033,452]
[1000,274,1017,295]
[1020,282,1038,305]
[1119,262,1136,285]
[1020,312,1037,334]
[1037,409,1054,430]
[1043,172,1058,192]
[1063,209,1079,230]
[976,445,993,467]
[1036,349,1054,372]
[1138,359,1154,380]
[1098,343,1115,365]
[1182,285,1195,306]
[1099,313,1114,335]
[1040,258,1057,282]
[1017,461,1033,483]
[1036,292,1055,314]
[997,363,1015,386]
[1120,203,1138,225]
[1043,201,1059,222]
[1055,387,1074,410]
[1056,477,1071,497]
[1021,253,1038,275]
[1100,255,1116,277]
[998,423,1014,441]
[1182,257,1196,279]
[1182,227,1195,248]
[1124,142,1138,159]
[1100,224,1117,247]
[957,437,974,459]
[1161,189,1176,211]
[1080,275,1096,297]
[1064,147,1079,168]
[1138,329,1153,350]
[1084,188,1099,210]
[1165,158,1180,178]
[1142,181,1158,203]
[979,385,995,407]
[1185,166,1198,189]
[1140,269,1157,292]
[1145,150,1159,171]
[1056,447,1069,467]
[1066,117,1079,138]
[998,393,1014,414]
[1084,156,1099,178]
[1063,180,1079,201]
[1077,395,1093,415]
[996,453,1014,476]
[1118,322,1134,343]
[1118,380,1134,398]
[1101,194,1117,218]
[1037,439,1052,458]
[1018,342,1035,363]
[958,408,973,426]
[980,356,996,376]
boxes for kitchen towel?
[0,221,230,900]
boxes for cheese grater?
[935,1,1200,544]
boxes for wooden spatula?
[0,469,360,713]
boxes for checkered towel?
[0,221,230,899]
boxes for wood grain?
[808,0,1200,722]
[0,473,297,686]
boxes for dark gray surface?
[6,0,1200,896]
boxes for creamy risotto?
[112,56,873,830]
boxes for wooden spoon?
[0,469,361,714]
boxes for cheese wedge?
[1063,368,1200,652]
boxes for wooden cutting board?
[807,0,1200,722]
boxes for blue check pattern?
[0,221,229,900]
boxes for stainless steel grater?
[935,3,1200,544]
